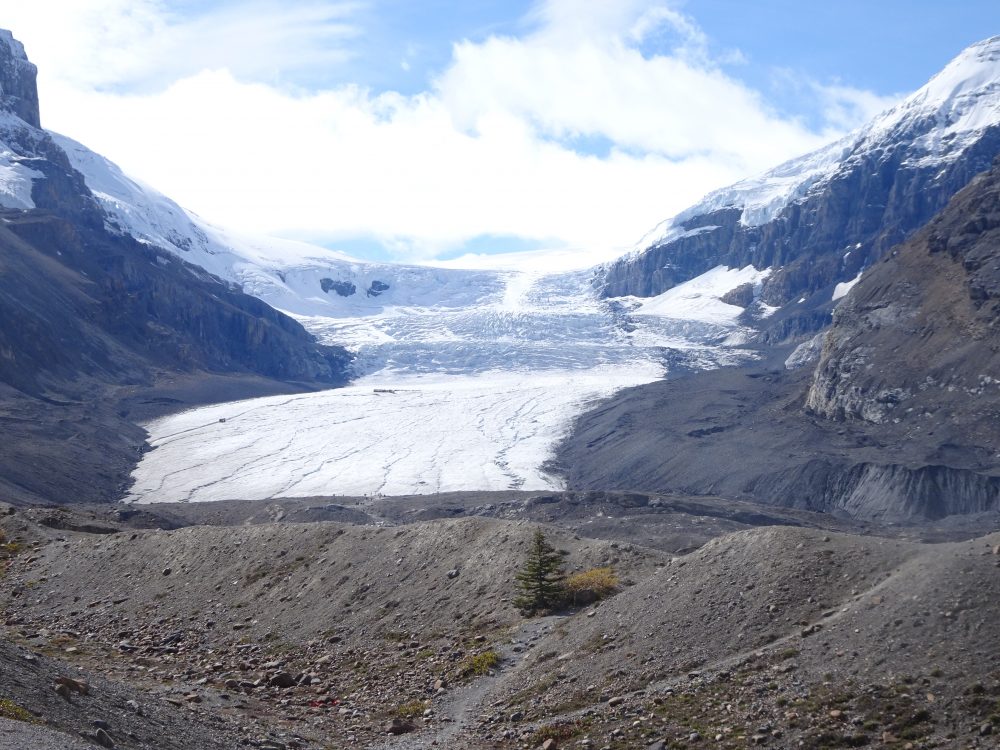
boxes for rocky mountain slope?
[601,35,1000,343]
[806,160,1000,441]
[559,153,1000,521]
[0,31,38,129]
[0,31,352,505]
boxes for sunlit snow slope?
[52,121,768,503]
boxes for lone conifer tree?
[513,529,565,614]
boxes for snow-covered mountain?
[604,35,1000,343]
[52,132,508,320]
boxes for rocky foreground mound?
[1,503,999,749]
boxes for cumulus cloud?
[437,26,831,170]
[4,0,893,262]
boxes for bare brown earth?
[2,499,1000,749]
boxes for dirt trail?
[376,616,563,749]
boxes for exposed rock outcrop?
[366,279,390,297]
[806,157,1000,458]
[320,278,356,296]
[0,29,40,128]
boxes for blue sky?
[179,1,1000,96]
[6,1,1000,263]
[688,0,1000,126]
[259,0,1000,122]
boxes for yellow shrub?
[0,698,38,724]
[563,567,619,604]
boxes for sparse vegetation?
[244,564,270,585]
[508,674,557,705]
[0,697,38,724]
[513,533,623,612]
[394,699,427,719]
[0,529,23,570]
[530,718,593,745]
[458,649,501,678]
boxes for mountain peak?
[862,34,1000,149]
[923,33,1000,111]
[0,29,40,129]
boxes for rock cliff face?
[806,158,1000,449]
[0,30,39,128]
[601,36,1000,343]
[0,212,353,397]
[0,31,351,395]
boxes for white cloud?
[769,67,902,135]
[436,27,832,170]
[814,82,901,132]
[2,0,892,262]
[7,0,361,90]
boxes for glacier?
[126,265,761,504]
[126,366,663,503]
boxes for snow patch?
[785,332,826,370]
[757,302,780,318]
[629,265,770,325]
[833,272,863,301]
[0,149,41,209]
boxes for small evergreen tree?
[513,529,565,614]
